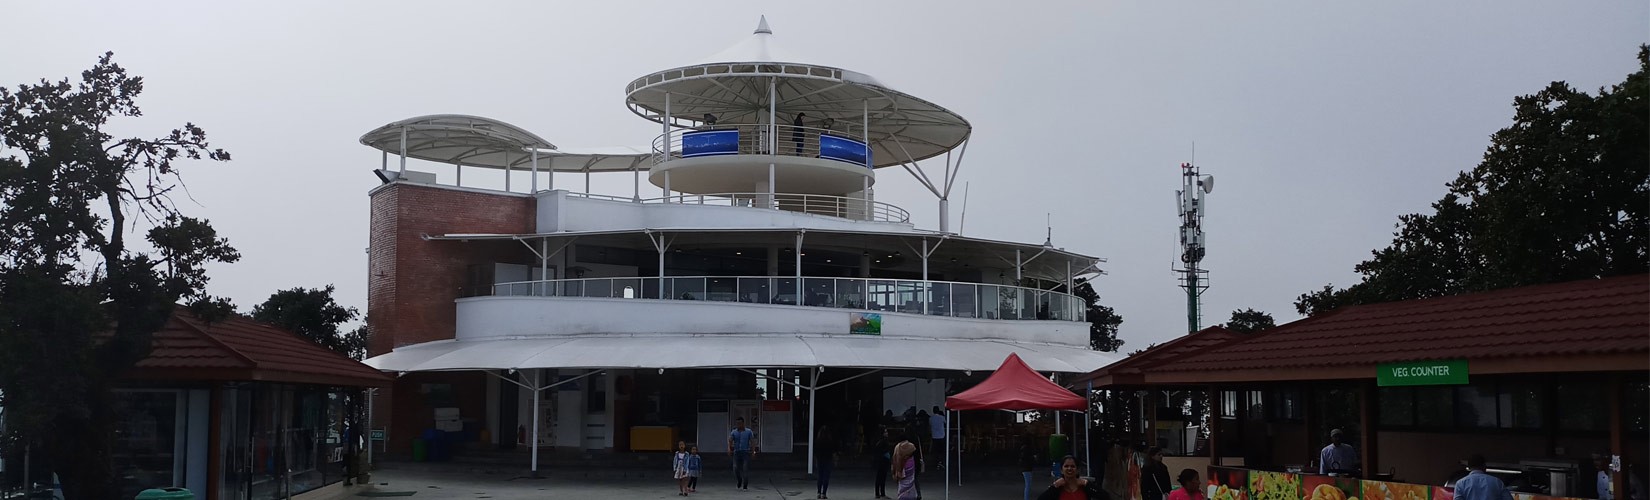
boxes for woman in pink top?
[1168,469,1207,500]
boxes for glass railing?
[488,275,1088,322]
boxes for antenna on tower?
[1173,160,1212,334]
[1045,213,1053,246]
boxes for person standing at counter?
[1453,455,1513,500]
[1318,429,1359,475]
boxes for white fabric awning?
[364,335,1120,374]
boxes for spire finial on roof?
[754,15,772,35]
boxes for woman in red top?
[1038,456,1107,500]
[1167,469,1207,500]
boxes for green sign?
[1377,359,1468,387]
[370,429,387,441]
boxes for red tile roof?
[1094,275,1649,385]
[128,311,391,387]
[1073,326,1241,387]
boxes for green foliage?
[1298,46,1649,316]
[0,53,236,499]
[252,285,365,360]
[1223,308,1275,334]
[1057,278,1125,352]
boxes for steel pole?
[1085,380,1093,478]
[398,126,407,173]
[531,149,539,193]
[530,370,540,475]
[366,388,376,467]
[807,367,818,475]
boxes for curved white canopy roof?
[361,115,650,172]
[624,17,971,168]
[360,114,554,169]
[363,334,1121,374]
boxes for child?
[687,445,703,492]
[673,441,690,496]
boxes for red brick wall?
[366,183,534,449]
[367,183,534,355]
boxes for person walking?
[729,417,758,490]
[1037,456,1107,500]
[893,440,920,500]
[929,407,947,470]
[1141,447,1171,500]
[673,440,691,496]
[1020,436,1043,500]
[816,426,838,499]
[687,445,702,493]
[874,429,894,499]
[1453,455,1513,500]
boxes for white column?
[530,370,540,475]
[398,126,407,173]
[921,239,930,315]
[1085,380,1093,477]
[794,232,804,284]
[939,198,949,233]
[807,367,818,475]
[530,149,539,193]
[455,163,462,187]
[663,170,671,199]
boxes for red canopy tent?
[940,353,1091,498]
[946,353,1087,411]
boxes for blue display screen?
[819,135,870,167]
[681,130,739,157]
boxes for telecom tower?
[1174,162,1213,333]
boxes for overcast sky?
[2,1,1644,350]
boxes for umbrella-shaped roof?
[624,16,971,169]
[946,353,1087,411]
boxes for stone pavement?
[366,462,1036,500]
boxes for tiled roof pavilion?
[1079,274,1648,386]
[125,310,391,387]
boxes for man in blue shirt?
[1454,455,1512,500]
[728,417,758,490]
[1318,429,1359,475]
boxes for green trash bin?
[135,487,194,500]
[1048,434,1069,461]
[411,438,428,462]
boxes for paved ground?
[367,462,1034,500]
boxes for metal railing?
[652,124,870,167]
[489,275,1088,322]
[562,191,911,223]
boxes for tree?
[1223,308,1275,333]
[252,285,363,360]
[1063,278,1124,352]
[1298,46,1649,316]
[0,53,236,499]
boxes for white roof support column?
[633,164,641,201]
[455,163,462,187]
[398,126,407,173]
[505,159,512,192]
[530,149,539,193]
[807,366,818,475]
[529,369,540,475]
[663,92,672,202]
[794,231,805,285]
[381,150,387,170]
